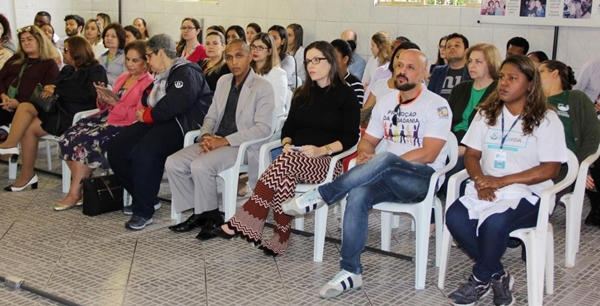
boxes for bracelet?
[282,142,291,146]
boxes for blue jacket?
[427,65,471,98]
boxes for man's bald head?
[394,49,428,91]
[341,29,357,42]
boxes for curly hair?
[477,55,548,136]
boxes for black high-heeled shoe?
[259,246,280,258]
[211,224,237,240]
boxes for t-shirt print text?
[382,108,422,146]
[484,128,529,151]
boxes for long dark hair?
[176,17,202,57]
[478,55,547,136]
[0,14,11,44]
[249,32,279,75]
[286,23,303,55]
[293,41,344,106]
[435,35,448,66]
[226,25,246,43]
[268,25,288,62]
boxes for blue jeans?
[445,196,540,282]
[318,152,435,274]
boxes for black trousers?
[586,157,600,207]
[108,120,184,219]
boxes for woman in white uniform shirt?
[286,23,305,86]
[250,32,287,116]
[445,55,568,306]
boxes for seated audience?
[0,36,107,191]
[213,41,360,256]
[282,49,449,297]
[124,25,142,45]
[55,40,154,210]
[430,35,448,75]
[226,25,246,44]
[361,42,419,126]
[0,14,14,69]
[249,33,287,116]
[340,29,366,80]
[84,19,107,58]
[362,31,391,87]
[539,60,600,224]
[166,39,274,239]
[445,55,568,306]
[33,11,58,44]
[286,23,306,84]
[39,24,64,68]
[107,34,212,230]
[96,13,111,29]
[98,23,126,87]
[176,18,207,62]
[527,50,549,68]
[268,25,295,89]
[330,39,364,106]
[505,36,529,58]
[198,31,229,92]
[574,57,600,102]
[133,18,149,40]
[58,14,84,51]
[0,25,59,134]
[428,33,471,100]
[365,36,410,100]
[246,23,261,43]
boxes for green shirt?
[548,91,576,152]
[453,85,487,133]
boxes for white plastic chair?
[258,140,357,262]
[558,144,600,267]
[438,150,578,306]
[342,133,457,289]
[59,109,101,193]
[170,112,279,223]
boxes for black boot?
[585,192,600,226]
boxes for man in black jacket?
[107,34,213,230]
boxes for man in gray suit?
[165,39,274,239]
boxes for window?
[376,0,480,6]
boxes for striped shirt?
[345,71,365,107]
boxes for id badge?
[494,151,507,169]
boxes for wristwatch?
[325,145,333,156]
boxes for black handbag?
[30,83,59,113]
[81,174,123,216]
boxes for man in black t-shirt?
[427,33,471,100]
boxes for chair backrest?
[284,89,293,114]
[566,143,600,213]
[535,150,579,233]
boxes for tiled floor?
[1,145,600,305]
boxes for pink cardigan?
[96,71,154,126]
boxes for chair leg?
[313,205,328,262]
[524,235,543,306]
[393,215,401,229]
[434,199,443,267]
[8,157,17,179]
[414,214,429,290]
[565,197,582,268]
[546,227,554,295]
[219,171,238,221]
[170,202,181,223]
[294,216,305,231]
[61,160,70,194]
[437,225,453,290]
[45,139,52,170]
[380,211,393,252]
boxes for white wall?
[10,0,600,69]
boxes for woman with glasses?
[268,25,295,90]
[0,36,107,192]
[107,34,212,230]
[538,60,600,226]
[197,31,229,92]
[175,18,207,63]
[84,19,107,58]
[54,40,154,210]
[0,25,59,137]
[98,23,126,87]
[249,32,287,116]
[212,41,360,257]
[445,56,568,306]
[429,35,448,75]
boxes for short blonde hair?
[466,43,502,79]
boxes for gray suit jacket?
[199,69,274,187]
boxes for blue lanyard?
[500,110,521,150]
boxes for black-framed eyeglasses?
[250,45,268,51]
[17,26,33,34]
[146,50,157,58]
[391,96,418,125]
[304,57,327,66]
[180,26,197,31]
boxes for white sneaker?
[318,269,363,298]
[281,188,325,216]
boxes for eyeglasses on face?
[180,26,197,31]
[146,50,157,58]
[304,57,327,66]
[250,45,268,51]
